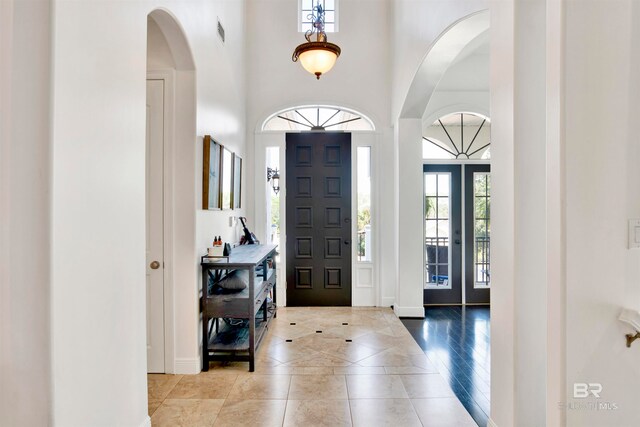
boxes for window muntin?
[357,147,372,262]
[423,112,491,160]
[262,106,374,132]
[424,172,452,289]
[473,172,490,288]
[300,0,337,33]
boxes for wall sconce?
[267,167,280,195]
[619,308,640,347]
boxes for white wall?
[564,1,640,425]
[47,0,247,425]
[246,0,393,307]
[0,0,52,425]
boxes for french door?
[423,164,491,305]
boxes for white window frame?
[298,0,339,33]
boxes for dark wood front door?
[286,132,352,306]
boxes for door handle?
[454,239,461,245]
[344,240,350,245]
[150,261,161,270]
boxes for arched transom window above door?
[262,105,375,132]
[423,112,491,160]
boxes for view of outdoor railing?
[425,237,449,285]
[424,236,491,287]
[475,236,490,286]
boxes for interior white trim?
[174,357,201,375]
[381,296,395,307]
[393,305,425,318]
[139,416,152,427]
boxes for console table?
[200,244,277,372]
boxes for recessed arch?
[400,10,489,119]
[261,104,375,132]
[148,8,195,71]
[145,7,197,375]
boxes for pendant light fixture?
[292,2,341,80]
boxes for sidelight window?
[357,147,372,262]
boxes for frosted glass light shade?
[293,41,341,79]
[299,49,338,78]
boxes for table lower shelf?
[203,302,276,369]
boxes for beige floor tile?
[352,332,407,351]
[412,398,477,426]
[262,341,319,364]
[253,365,297,375]
[213,399,287,427]
[148,399,163,417]
[291,331,345,348]
[167,373,238,399]
[350,398,422,427]
[147,374,183,402]
[147,373,183,416]
[292,366,335,375]
[333,366,386,375]
[288,375,348,399]
[400,374,455,398]
[283,399,352,427]
[283,353,352,367]
[226,374,291,400]
[346,374,409,399]
[324,325,380,339]
[150,399,224,427]
[318,342,382,363]
[356,348,437,370]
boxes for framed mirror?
[202,135,221,210]
[221,147,233,210]
[233,154,242,209]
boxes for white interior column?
[394,118,425,317]
[490,0,564,425]
[0,0,53,424]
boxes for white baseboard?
[139,416,151,427]
[380,297,395,307]
[393,305,425,318]
[487,417,498,427]
[174,357,201,374]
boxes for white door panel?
[146,79,165,373]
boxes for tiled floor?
[148,307,477,427]
[401,306,490,427]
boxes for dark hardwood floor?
[401,306,490,427]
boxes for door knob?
[150,261,161,270]
[454,239,461,245]
[344,240,350,245]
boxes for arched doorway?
[395,11,492,426]
[146,9,196,374]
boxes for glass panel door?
[465,164,491,304]
[423,165,462,305]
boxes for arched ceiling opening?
[400,10,489,120]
